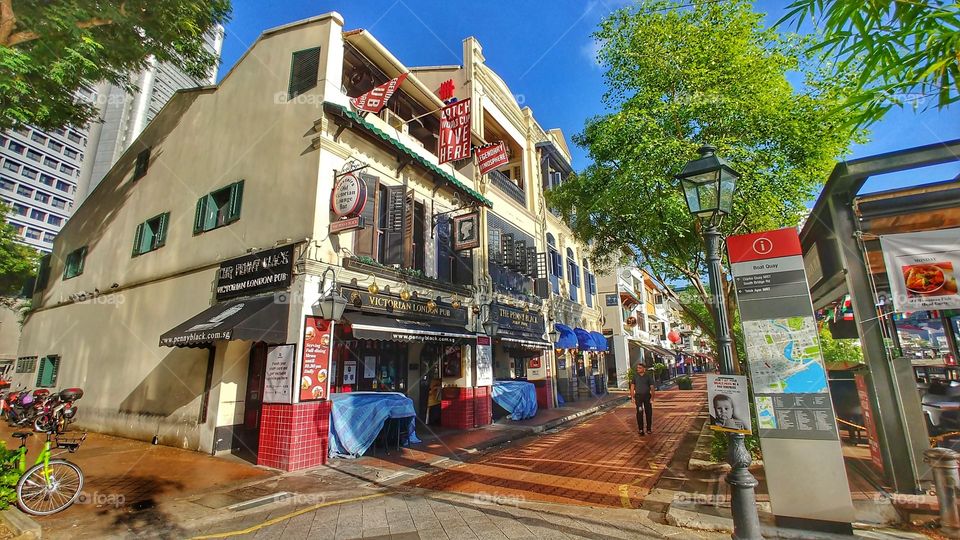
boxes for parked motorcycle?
[33,388,83,433]
[5,389,48,427]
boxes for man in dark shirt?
[630,363,656,435]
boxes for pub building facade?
[12,12,599,470]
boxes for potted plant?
[652,362,667,383]
[676,375,693,390]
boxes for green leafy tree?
[0,202,39,297]
[548,0,864,351]
[779,0,960,128]
[818,325,864,369]
[0,0,231,131]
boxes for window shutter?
[132,223,145,256]
[133,148,151,180]
[193,196,207,234]
[77,246,87,274]
[402,190,415,268]
[288,47,321,99]
[353,174,379,258]
[34,254,51,292]
[436,215,451,281]
[155,212,170,248]
[383,186,406,265]
[37,356,58,387]
[227,180,244,223]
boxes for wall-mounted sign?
[342,285,468,326]
[342,360,357,385]
[453,212,480,251]
[442,346,462,378]
[438,79,456,102]
[493,302,545,336]
[330,215,365,234]
[439,98,471,164]
[476,335,493,386]
[855,374,884,475]
[728,227,854,529]
[880,228,960,312]
[606,294,618,307]
[264,344,295,404]
[476,141,509,175]
[216,244,294,302]
[351,73,408,114]
[300,317,333,401]
[331,172,367,218]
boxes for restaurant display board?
[476,335,493,386]
[880,228,960,312]
[728,227,854,531]
[300,317,333,401]
[264,344,295,404]
[216,244,294,302]
[439,98,471,164]
[855,374,885,475]
[707,374,751,434]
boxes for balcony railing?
[489,169,526,206]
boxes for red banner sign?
[439,98,472,164]
[475,141,508,175]
[300,317,333,401]
[350,73,408,114]
[855,374,885,475]
[727,227,803,264]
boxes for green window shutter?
[155,212,170,248]
[132,223,145,256]
[35,254,51,291]
[193,196,207,234]
[227,180,244,223]
[288,47,321,99]
[77,246,87,274]
[37,356,57,387]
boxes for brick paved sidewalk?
[406,379,708,509]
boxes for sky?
[218,0,960,196]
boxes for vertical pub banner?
[439,98,472,164]
[728,227,854,530]
[300,317,333,401]
[476,335,493,386]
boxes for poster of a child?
[707,374,752,434]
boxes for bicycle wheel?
[17,459,84,516]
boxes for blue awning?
[574,328,598,351]
[554,324,578,349]
[590,331,609,352]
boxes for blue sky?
[219,0,960,195]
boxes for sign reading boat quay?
[728,227,854,529]
[341,285,468,326]
[216,244,294,302]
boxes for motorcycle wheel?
[34,414,54,433]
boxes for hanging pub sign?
[439,98,472,164]
[880,228,960,312]
[476,141,509,175]
[350,73,408,113]
[216,244,294,302]
[300,317,333,401]
[452,212,480,251]
[342,285,469,326]
[330,162,368,234]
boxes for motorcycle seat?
[12,432,32,439]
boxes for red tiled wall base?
[257,401,331,471]
[440,386,493,429]
[535,377,554,410]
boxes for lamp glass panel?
[695,176,719,214]
[681,179,700,214]
[718,173,736,215]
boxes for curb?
[1,507,42,539]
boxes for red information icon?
[753,237,774,256]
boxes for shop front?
[490,302,552,411]
[553,324,579,403]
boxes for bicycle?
[8,430,85,515]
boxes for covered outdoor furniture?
[491,380,538,421]
[328,392,421,458]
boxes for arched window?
[547,233,556,246]
[547,234,562,292]
[566,248,580,303]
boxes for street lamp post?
[677,144,762,540]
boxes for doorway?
[234,342,266,463]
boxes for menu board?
[264,344,295,404]
[300,317,333,401]
[881,228,960,312]
[476,335,493,386]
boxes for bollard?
[727,433,763,540]
[924,447,960,538]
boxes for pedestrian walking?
[630,363,656,435]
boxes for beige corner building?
[12,12,601,469]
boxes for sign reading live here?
[439,98,471,164]
[880,228,960,312]
[729,228,838,440]
[300,317,333,401]
[729,227,854,527]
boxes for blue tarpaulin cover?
[328,392,421,459]
[492,380,539,420]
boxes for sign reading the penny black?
[216,244,294,302]
[342,285,468,326]
[493,302,544,336]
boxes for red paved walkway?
[407,377,707,509]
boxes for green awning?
[323,102,493,208]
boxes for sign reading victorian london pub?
[728,227,854,530]
[216,244,294,302]
[341,285,468,325]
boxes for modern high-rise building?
[0,26,225,252]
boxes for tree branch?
[6,16,116,47]
[0,0,15,46]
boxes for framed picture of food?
[902,262,958,298]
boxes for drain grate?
[226,491,294,512]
